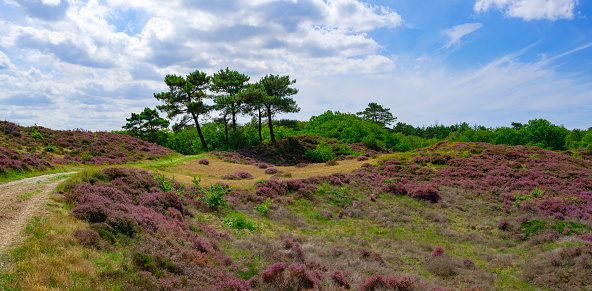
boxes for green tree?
[154,70,212,150]
[259,74,300,143]
[122,107,170,143]
[240,83,266,143]
[522,119,569,150]
[356,102,396,127]
[211,68,250,131]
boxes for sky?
[0,0,591,131]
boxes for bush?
[264,167,278,174]
[409,184,441,203]
[431,246,444,258]
[223,213,257,231]
[357,156,369,161]
[325,160,339,166]
[73,229,101,248]
[305,141,335,163]
[200,185,229,210]
[235,171,254,180]
[254,198,272,216]
[198,158,210,165]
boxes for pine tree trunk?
[258,108,263,143]
[224,118,229,146]
[267,106,275,143]
[191,114,208,150]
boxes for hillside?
[0,121,175,179]
[2,139,591,290]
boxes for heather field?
[0,121,176,182]
[2,135,592,290]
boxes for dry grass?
[153,154,380,189]
[0,194,125,290]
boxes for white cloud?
[443,23,483,49]
[41,0,61,6]
[474,0,579,20]
[0,51,12,69]
[0,0,404,130]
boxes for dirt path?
[0,172,75,257]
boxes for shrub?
[198,158,210,165]
[331,270,350,289]
[224,213,256,231]
[498,219,510,231]
[73,229,101,248]
[295,163,308,168]
[260,262,286,285]
[305,141,336,163]
[264,167,278,174]
[431,246,444,258]
[462,258,476,269]
[286,264,319,290]
[426,256,458,277]
[325,160,339,166]
[360,274,416,291]
[235,171,254,180]
[409,184,441,203]
[256,163,269,169]
[357,156,369,161]
[200,185,229,210]
[254,198,272,216]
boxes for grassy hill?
[2,136,591,290]
[0,121,176,181]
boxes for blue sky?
[0,0,591,131]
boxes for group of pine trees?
[124,68,300,150]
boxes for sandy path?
[0,172,75,256]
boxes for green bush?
[223,213,256,231]
[305,141,336,163]
[254,198,272,216]
[200,185,229,210]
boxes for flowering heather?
[61,167,247,290]
[264,167,278,174]
[360,274,416,291]
[198,158,210,165]
[431,246,445,258]
[0,122,174,174]
[371,142,592,220]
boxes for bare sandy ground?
[0,173,74,258]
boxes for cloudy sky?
[1,0,591,131]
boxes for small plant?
[200,184,229,210]
[531,186,544,197]
[198,158,210,165]
[191,176,202,188]
[514,191,534,208]
[224,213,256,231]
[254,198,272,216]
[44,145,56,152]
[31,123,44,139]
[431,246,444,258]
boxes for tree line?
[124,69,300,151]
[122,70,591,154]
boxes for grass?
[0,167,77,184]
[0,193,125,291]
[2,143,592,290]
[149,154,380,189]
